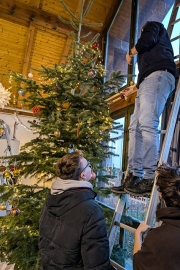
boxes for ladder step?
[114,221,136,233]
[174,54,180,59]
[110,259,125,270]
[170,35,180,42]
[170,17,180,26]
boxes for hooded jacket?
[135,21,176,88]
[133,207,180,270]
[39,178,113,270]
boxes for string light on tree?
[54,130,61,137]
[28,72,33,78]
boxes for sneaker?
[124,179,154,196]
[111,173,142,194]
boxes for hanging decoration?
[92,42,99,49]
[88,69,96,77]
[10,207,21,216]
[54,85,59,90]
[32,105,40,114]
[0,165,6,172]
[3,170,12,179]
[18,89,24,95]
[0,83,11,109]
[0,123,5,138]
[0,204,6,210]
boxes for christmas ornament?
[28,72,33,78]
[92,42,99,49]
[0,204,6,210]
[0,83,11,108]
[8,178,18,185]
[54,130,61,137]
[88,69,96,78]
[13,169,20,177]
[0,165,6,172]
[3,171,12,179]
[76,83,80,90]
[54,85,58,90]
[18,89,24,95]
[10,207,21,216]
[32,105,40,114]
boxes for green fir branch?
[59,0,78,21]
[83,0,94,19]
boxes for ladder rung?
[110,259,125,270]
[174,54,180,59]
[170,17,180,26]
[170,35,180,42]
[114,221,136,233]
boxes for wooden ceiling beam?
[22,21,36,76]
[0,10,28,26]
[0,0,98,40]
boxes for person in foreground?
[112,21,176,196]
[133,163,180,270]
[39,151,114,270]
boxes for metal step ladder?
[109,1,180,268]
[110,76,180,269]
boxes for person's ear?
[80,172,86,180]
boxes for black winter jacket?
[133,207,180,270]
[39,187,113,270]
[135,21,176,88]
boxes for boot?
[111,173,142,194]
[125,178,154,196]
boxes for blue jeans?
[128,70,175,179]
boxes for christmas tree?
[0,1,126,269]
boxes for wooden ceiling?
[0,0,177,114]
[0,0,121,109]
